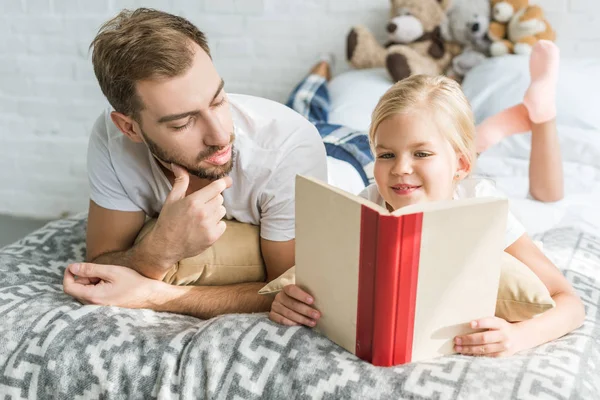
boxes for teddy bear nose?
[471,22,480,32]
[387,22,397,33]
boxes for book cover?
[295,175,507,366]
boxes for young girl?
[286,40,564,202]
[271,59,584,359]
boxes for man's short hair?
[90,8,211,121]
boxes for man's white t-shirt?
[87,94,328,242]
[358,179,526,249]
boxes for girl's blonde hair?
[369,74,477,173]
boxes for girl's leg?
[475,104,531,154]
[475,40,559,154]
[476,40,563,202]
[529,119,563,202]
[523,40,559,124]
[524,41,563,201]
[285,61,333,124]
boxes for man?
[63,8,327,322]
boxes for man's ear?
[110,111,144,143]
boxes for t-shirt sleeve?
[358,184,381,203]
[475,179,526,248]
[87,114,142,212]
[258,125,328,241]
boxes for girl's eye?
[378,153,394,159]
[173,119,192,131]
[213,97,226,108]
[415,151,431,158]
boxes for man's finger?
[283,284,315,306]
[63,265,76,288]
[63,266,101,302]
[205,193,224,208]
[165,164,190,204]
[269,311,299,327]
[278,291,320,320]
[68,263,116,281]
[75,277,101,285]
[187,176,232,204]
[272,301,316,327]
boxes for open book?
[295,175,508,367]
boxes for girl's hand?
[269,284,321,327]
[454,317,524,357]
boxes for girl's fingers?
[455,341,510,355]
[455,330,504,346]
[471,316,506,330]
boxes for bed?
[1,56,599,399]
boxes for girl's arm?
[506,233,584,350]
[454,233,585,357]
[529,119,564,202]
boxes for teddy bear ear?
[437,0,452,10]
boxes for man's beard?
[141,130,235,180]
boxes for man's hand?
[63,262,273,319]
[63,262,164,308]
[141,164,232,272]
[269,284,321,327]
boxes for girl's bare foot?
[309,61,331,81]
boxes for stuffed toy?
[346,0,461,82]
[441,0,492,80]
[488,0,556,56]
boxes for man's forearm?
[151,282,273,319]
[91,244,173,280]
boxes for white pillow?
[328,68,393,132]
[326,156,365,195]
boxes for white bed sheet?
[476,130,600,237]
[326,156,366,195]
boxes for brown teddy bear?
[346,0,460,82]
[488,0,556,56]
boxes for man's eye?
[173,120,192,131]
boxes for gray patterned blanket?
[0,215,599,399]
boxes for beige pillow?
[496,251,555,322]
[258,253,556,322]
[135,218,265,286]
[258,266,296,295]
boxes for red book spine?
[393,213,423,365]
[371,214,404,367]
[356,206,379,362]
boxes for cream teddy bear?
[488,0,556,56]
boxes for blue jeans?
[286,74,374,185]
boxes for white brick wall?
[0,0,598,219]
